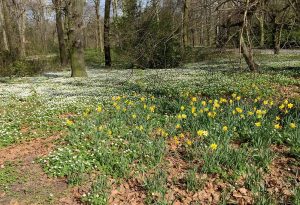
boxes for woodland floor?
[0,52,300,205]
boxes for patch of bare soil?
[0,135,60,165]
[0,135,83,205]
[264,145,300,202]
[107,150,253,205]
[277,85,300,100]
[94,144,299,204]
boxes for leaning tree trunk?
[240,35,257,71]
[53,0,68,66]
[104,0,112,67]
[68,0,87,77]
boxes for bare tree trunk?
[53,0,68,66]
[259,16,264,48]
[274,24,283,55]
[182,0,190,47]
[18,10,26,57]
[239,0,258,72]
[241,35,257,71]
[104,0,112,67]
[1,0,13,52]
[68,0,87,77]
[94,0,104,52]
[0,0,8,51]
[258,1,265,48]
[112,0,118,18]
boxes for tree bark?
[94,0,104,52]
[18,10,26,57]
[67,0,87,77]
[104,0,112,67]
[274,24,282,55]
[258,0,265,48]
[241,35,257,71]
[53,0,68,66]
[0,0,8,51]
[182,0,190,47]
[1,0,19,58]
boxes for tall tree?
[53,0,68,66]
[94,0,104,52]
[1,0,15,56]
[0,0,9,51]
[67,0,87,77]
[104,0,112,67]
[182,0,190,47]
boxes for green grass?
[0,163,21,192]
[0,52,299,204]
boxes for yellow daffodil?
[274,124,281,129]
[132,114,137,119]
[248,111,254,116]
[140,97,145,102]
[174,136,179,145]
[235,107,243,113]
[284,99,289,105]
[192,97,197,102]
[191,106,196,114]
[186,139,192,146]
[255,122,262,127]
[201,101,207,106]
[181,114,187,119]
[197,130,208,137]
[210,143,218,151]
[279,104,285,110]
[276,116,280,121]
[66,119,74,126]
[236,96,241,101]
[290,123,296,129]
[232,93,237,98]
[96,106,102,113]
[98,125,104,131]
[287,103,293,109]
[180,106,185,111]
[149,105,156,112]
[175,124,181,129]
[222,126,228,132]
[213,102,220,109]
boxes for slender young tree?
[104,0,112,67]
[67,0,87,77]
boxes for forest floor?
[0,53,300,205]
